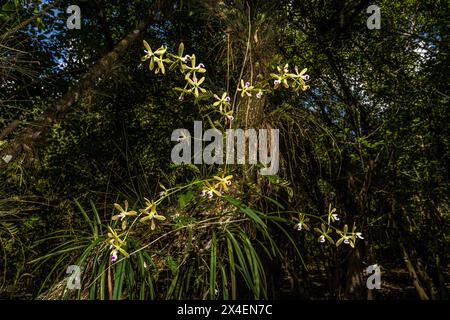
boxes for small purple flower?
[284,66,289,73]
[225,96,231,102]
[198,63,205,68]
[274,79,281,85]
[301,74,310,81]
[332,214,339,221]
[183,54,191,62]
[245,82,250,87]
[356,232,364,239]
[111,250,118,262]
[343,238,350,245]
[227,115,234,122]
[319,235,326,243]
[256,91,262,99]
[296,223,302,231]
[200,190,206,197]
[226,180,232,186]
[207,191,214,198]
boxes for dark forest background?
[0,0,449,299]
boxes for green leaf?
[209,232,217,299]
[227,238,236,300]
[178,42,184,56]
[74,199,96,237]
[262,195,285,209]
[177,191,194,209]
[166,255,178,273]
[223,195,266,230]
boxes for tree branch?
[0,19,150,168]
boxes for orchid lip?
[111,251,118,262]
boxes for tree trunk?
[401,245,430,300]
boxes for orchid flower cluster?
[142,41,207,99]
[106,197,166,262]
[105,173,234,262]
[199,173,233,198]
[141,41,310,125]
[271,64,310,92]
[293,204,364,248]
[106,226,129,263]
[212,92,234,122]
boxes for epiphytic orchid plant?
[103,40,361,264]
